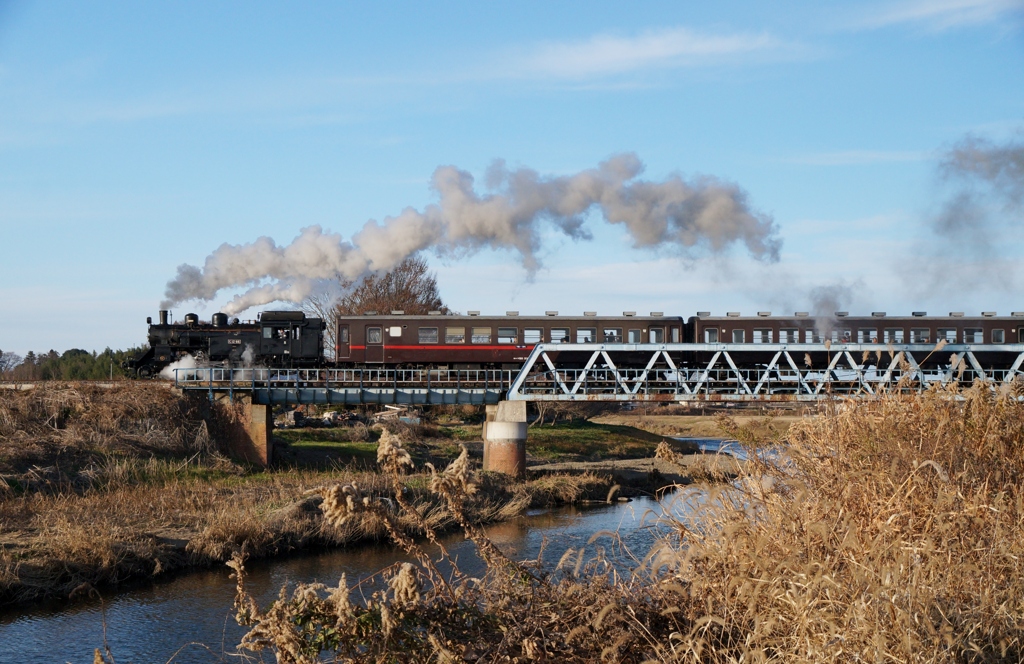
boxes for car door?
[365,326,384,363]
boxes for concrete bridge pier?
[483,401,527,477]
[211,395,273,467]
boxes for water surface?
[1,493,693,664]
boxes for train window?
[338,327,349,343]
[498,327,517,344]
[627,329,642,343]
[576,328,596,343]
[445,327,465,343]
[884,328,904,343]
[705,328,718,343]
[732,329,745,343]
[293,328,302,340]
[367,327,383,344]
[524,328,542,344]
[937,328,957,343]
[550,328,569,343]
[964,328,983,343]
[389,326,402,338]
[418,327,438,344]
[804,330,821,343]
[262,327,274,339]
[831,330,851,343]
[471,327,491,344]
[649,328,664,343]
[779,328,797,343]
[857,329,878,343]
[992,329,1005,344]
[603,328,622,342]
[671,327,680,343]
[753,329,772,344]
[911,328,930,343]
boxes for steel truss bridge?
[173,342,1024,405]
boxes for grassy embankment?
[225,381,1024,663]
[1,384,713,608]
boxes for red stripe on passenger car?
[348,345,537,351]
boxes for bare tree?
[336,257,450,316]
[303,291,340,360]
[0,350,22,376]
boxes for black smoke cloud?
[907,135,1024,293]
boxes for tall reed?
[230,381,1024,662]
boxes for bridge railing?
[173,367,517,389]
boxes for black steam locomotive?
[125,310,326,377]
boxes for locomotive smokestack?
[161,154,782,314]
[159,310,169,325]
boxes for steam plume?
[906,135,1024,293]
[163,153,780,314]
[808,281,858,339]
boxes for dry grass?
[0,400,606,607]
[229,381,1024,663]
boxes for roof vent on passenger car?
[872,312,886,317]
[623,311,636,317]
[391,310,405,315]
[982,312,997,317]
[727,312,741,317]
[1013,312,1024,317]
[364,311,377,315]
[545,311,558,316]
[506,311,519,316]
[584,311,597,316]
[467,311,480,316]
[794,312,809,317]
[650,311,663,316]
[835,312,848,317]
[950,312,964,317]
[428,311,442,315]
[912,311,927,317]
[697,311,711,317]
[758,311,771,317]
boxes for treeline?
[0,347,146,381]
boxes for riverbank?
[0,384,737,609]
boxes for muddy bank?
[529,450,745,489]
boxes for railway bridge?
[173,342,1024,404]
[173,342,1024,472]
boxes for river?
[1,491,696,663]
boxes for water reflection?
[0,493,694,664]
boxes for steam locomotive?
[125,310,326,377]
[126,307,1024,377]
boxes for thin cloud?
[783,149,931,166]
[513,27,799,79]
[859,0,1024,31]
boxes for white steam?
[162,154,780,314]
[159,354,198,381]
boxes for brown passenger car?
[689,311,1024,367]
[335,312,686,368]
[689,312,1024,345]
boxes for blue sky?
[1,0,1022,354]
